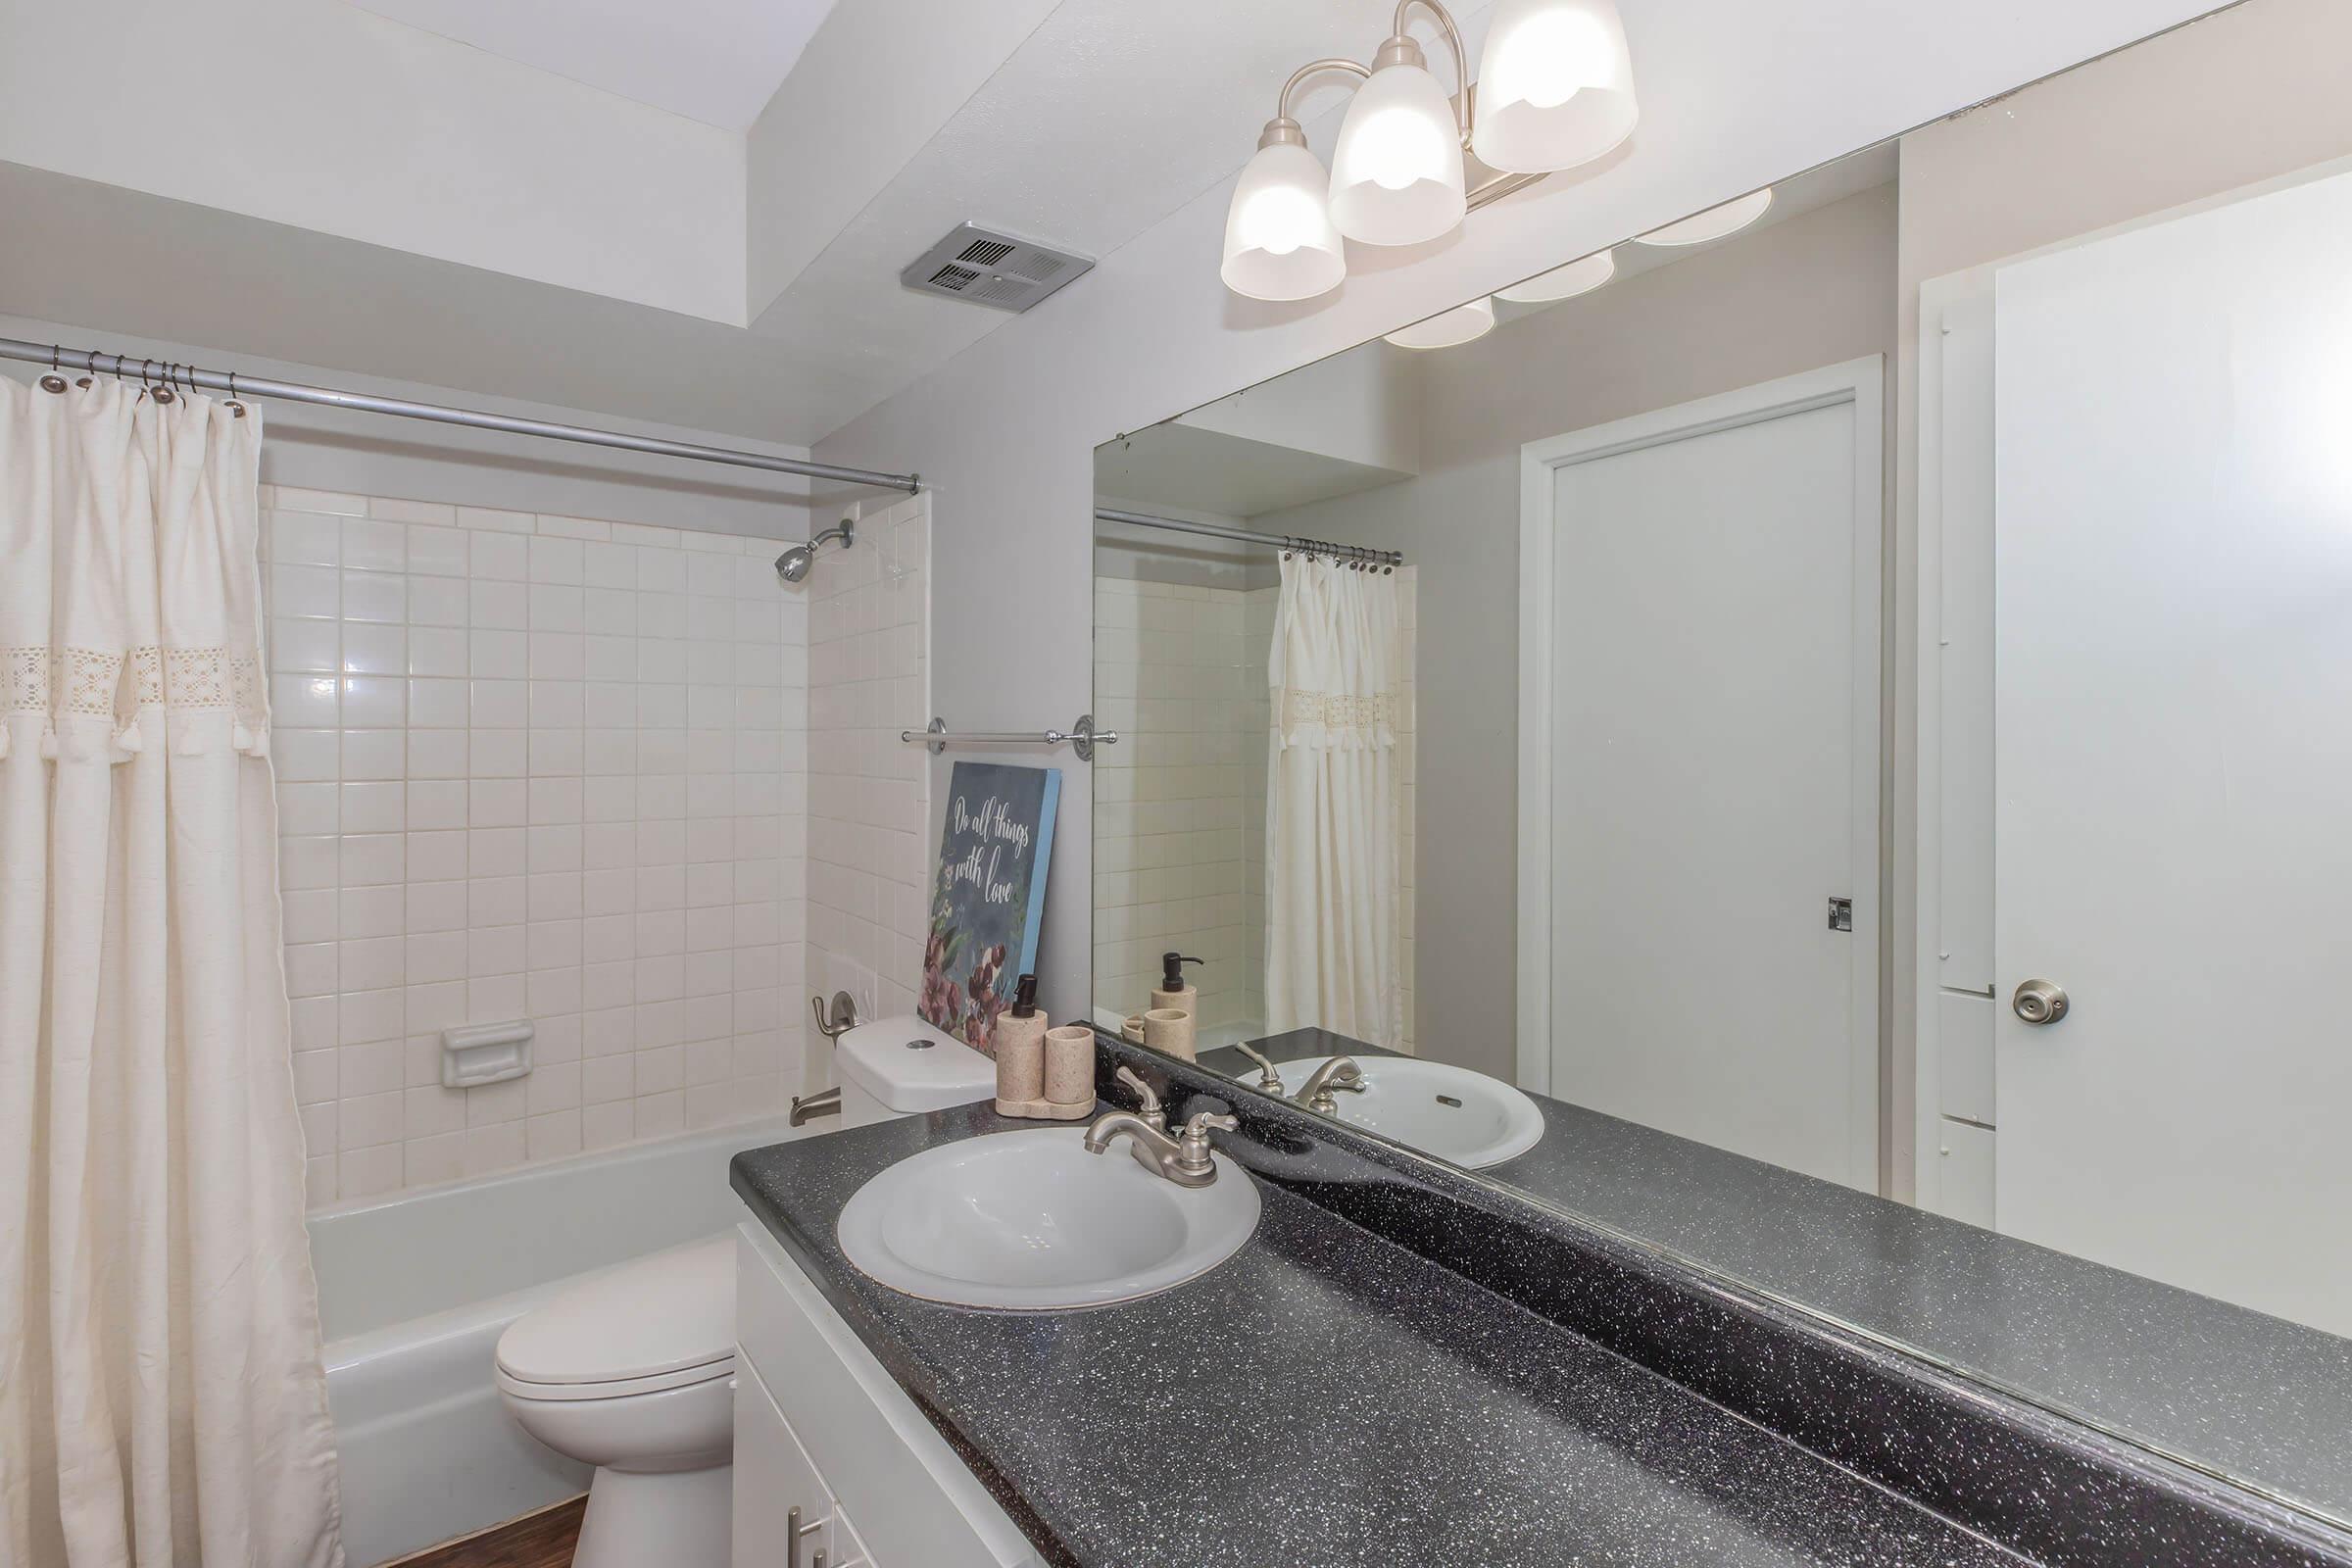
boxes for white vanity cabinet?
[731,1221,1045,1568]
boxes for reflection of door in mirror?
[1519,361,1882,1192]
[1930,161,2352,1334]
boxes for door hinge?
[1827,897,1853,932]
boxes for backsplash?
[263,486,810,1205]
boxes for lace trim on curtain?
[1277,688,1398,748]
[0,644,271,760]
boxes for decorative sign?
[919,762,1060,1054]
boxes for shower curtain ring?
[39,344,68,395]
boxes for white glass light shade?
[1221,141,1347,300]
[1384,297,1495,350]
[1329,61,1468,246]
[1637,187,1774,246]
[1470,0,1639,172]
[1495,248,1615,304]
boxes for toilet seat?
[495,1235,736,1403]
[495,1350,734,1402]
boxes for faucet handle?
[1114,1064,1165,1129]
[1172,1109,1238,1181]
[1231,1042,1285,1095]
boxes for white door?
[1991,167,2352,1335]
[1519,361,1882,1191]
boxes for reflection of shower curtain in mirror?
[1264,554,1402,1048]
[0,378,344,1565]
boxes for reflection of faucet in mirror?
[1232,1043,1286,1097]
[1295,1055,1367,1115]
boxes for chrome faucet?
[1084,1107,1238,1189]
[1295,1055,1367,1115]
[1231,1042,1286,1096]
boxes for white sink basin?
[835,1128,1260,1310]
[1269,1055,1544,1169]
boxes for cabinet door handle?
[787,1503,824,1568]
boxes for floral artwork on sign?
[918,762,1060,1054]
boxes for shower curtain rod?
[0,336,922,495]
[1094,505,1402,568]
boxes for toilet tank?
[834,1016,998,1127]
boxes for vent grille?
[902,223,1094,314]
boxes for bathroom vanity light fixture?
[1221,0,1639,301]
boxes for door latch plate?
[1827,897,1853,932]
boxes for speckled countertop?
[733,1103,2029,1568]
[1209,1026,2352,1526]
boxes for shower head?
[774,516,855,584]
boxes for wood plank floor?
[385,1495,585,1568]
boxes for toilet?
[493,1015,997,1567]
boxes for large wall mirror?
[1089,0,2352,1532]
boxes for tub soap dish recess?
[442,1020,535,1090]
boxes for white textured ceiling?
[349,0,842,129]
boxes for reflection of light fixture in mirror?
[1221,119,1348,301]
[1471,0,1639,172]
[1495,247,1616,304]
[1637,187,1774,246]
[1219,0,1640,298]
[1384,297,1495,349]
[1330,30,1468,246]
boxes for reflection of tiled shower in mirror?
[1092,520,1414,1053]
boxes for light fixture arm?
[1389,0,1475,148]
[1268,56,1373,144]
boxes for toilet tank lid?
[495,1234,734,1387]
[836,1015,998,1112]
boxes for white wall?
[810,0,2227,1030]
[0,0,746,323]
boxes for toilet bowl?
[495,1235,738,1568]
[489,1015,999,1566]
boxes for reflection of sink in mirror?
[1270,1057,1543,1169]
[834,1129,1260,1310]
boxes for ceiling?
[4,0,1441,446]
[0,0,1900,454]
[351,0,843,131]
[1095,422,1413,520]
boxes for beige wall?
[1887,0,2352,1195]
[1257,184,1898,1082]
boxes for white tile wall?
[1092,579,1268,1038]
[804,495,931,1051]
[264,488,808,1205]
[1093,569,1416,1051]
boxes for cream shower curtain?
[0,375,343,1566]
[1263,553,1404,1049]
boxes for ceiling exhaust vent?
[901,223,1094,313]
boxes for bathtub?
[311,1118,807,1567]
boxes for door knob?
[2012,979,2069,1025]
